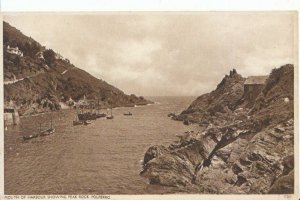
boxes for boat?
[73,112,85,126]
[22,119,55,141]
[124,112,132,116]
[39,128,56,136]
[78,112,97,121]
[84,120,92,125]
[73,113,91,125]
[39,119,55,136]
[96,113,106,118]
[22,133,39,141]
[168,112,176,117]
[106,116,114,119]
[96,100,106,118]
[73,120,84,126]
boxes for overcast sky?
[4,12,297,96]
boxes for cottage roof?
[244,76,268,85]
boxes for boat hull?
[84,120,92,125]
[96,113,107,118]
[40,128,56,136]
[73,120,84,126]
[22,134,39,141]
[78,113,97,121]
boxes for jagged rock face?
[211,119,294,194]
[3,21,152,115]
[141,133,213,188]
[143,145,169,166]
[176,69,245,125]
[141,64,294,194]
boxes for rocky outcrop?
[174,69,245,125]
[3,21,153,116]
[141,64,294,194]
[140,131,212,187]
[268,170,294,194]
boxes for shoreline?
[19,102,157,119]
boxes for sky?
[3,12,297,96]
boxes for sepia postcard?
[0,12,299,200]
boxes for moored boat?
[84,120,92,125]
[78,112,97,121]
[39,128,56,136]
[95,99,106,118]
[124,112,132,116]
[73,112,85,126]
[96,113,107,118]
[22,133,39,141]
[21,119,55,141]
[73,120,84,126]
[39,119,55,136]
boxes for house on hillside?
[76,95,89,107]
[36,51,45,60]
[66,97,75,106]
[6,45,23,57]
[244,75,268,102]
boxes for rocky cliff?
[173,69,245,125]
[141,64,294,194]
[3,22,152,115]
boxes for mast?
[97,99,100,114]
[50,118,53,129]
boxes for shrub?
[43,49,56,66]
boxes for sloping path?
[4,67,75,85]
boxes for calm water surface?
[5,96,199,194]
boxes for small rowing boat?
[84,120,92,125]
[22,133,39,141]
[22,118,55,141]
[124,112,132,116]
[39,128,55,136]
[39,119,55,136]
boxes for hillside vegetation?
[3,21,152,115]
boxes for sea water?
[4,96,199,194]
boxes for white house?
[6,45,23,57]
[66,97,75,106]
[76,95,89,107]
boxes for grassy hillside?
[3,21,152,115]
